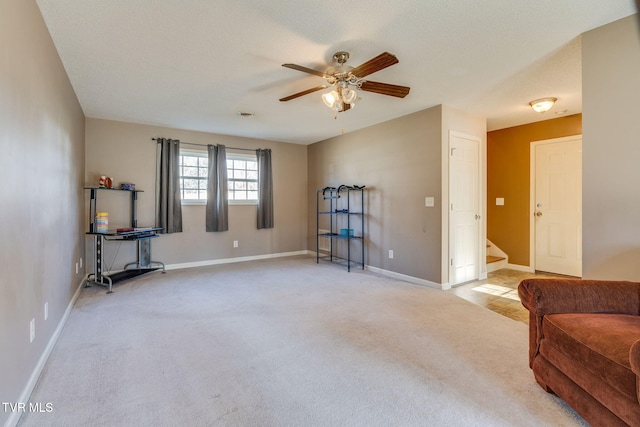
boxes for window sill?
[229,200,258,206]
[181,200,257,206]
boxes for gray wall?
[582,14,640,280]
[0,1,85,424]
[308,105,485,285]
[85,119,308,269]
[309,107,443,283]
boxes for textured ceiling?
[35,1,637,144]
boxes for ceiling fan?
[279,51,410,113]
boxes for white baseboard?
[4,275,87,427]
[487,258,508,273]
[366,265,443,290]
[307,252,444,290]
[506,263,534,273]
[164,250,310,271]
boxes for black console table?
[85,187,165,293]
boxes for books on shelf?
[96,212,108,233]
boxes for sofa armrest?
[519,278,640,369]
[632,340,640,404]
[518,278,640,317]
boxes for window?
[178,149,258,204]
[227,154,258,203]
[179,150,208,202]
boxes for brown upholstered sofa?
[518,278,640,427]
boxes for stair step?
[486,255,505,264]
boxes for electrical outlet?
[233,240,238,248]
[30,319,35,343]
[389,250,394,259]
[44,302,48,321]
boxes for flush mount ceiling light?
[279,51,410,113]
[529,97,557,113]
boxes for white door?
[533,136,582,277]
[449,133,481,285]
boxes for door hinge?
[450,258,453,266]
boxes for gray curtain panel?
[206,144,228,232]
[155,138,182,233]
[256,148,274,229]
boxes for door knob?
[535,211,543,217]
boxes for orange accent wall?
[487,114,582,266]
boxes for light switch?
[496,198,504,206]
[425,197,435,207]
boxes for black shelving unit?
[84,187,165,293]
[316,185,365,271]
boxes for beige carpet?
[19,256,586,427]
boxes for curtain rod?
[151,138,258,152]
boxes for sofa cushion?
[542,313,640,401]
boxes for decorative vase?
[99,176,106,188]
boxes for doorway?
[530,135,582,277]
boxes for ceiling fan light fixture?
[529,97,557,113]
[341,88,357,104]
[348,97,357,109]
[282,51,410,114]
[322,90,340,109]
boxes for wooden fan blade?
[349,52,399,78]
[340,102,351,112]
[282,63,329,79]
[279,85,327,102]
[360,81,410,98]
